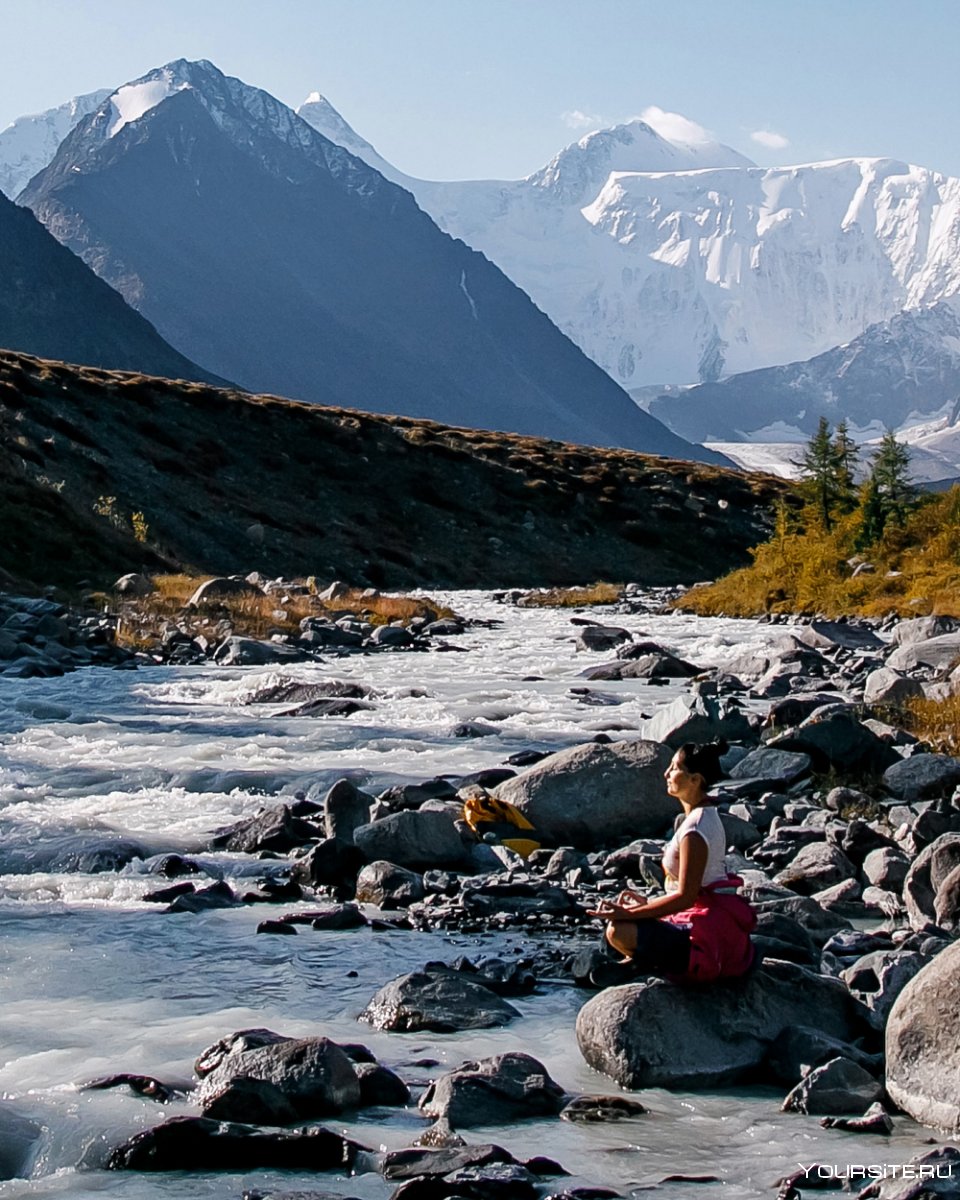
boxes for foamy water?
[0,593,935,1196]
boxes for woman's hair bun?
[677,739,727,786]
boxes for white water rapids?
[0,592,938,1197]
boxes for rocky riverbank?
[2,593,960,1197]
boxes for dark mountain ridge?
[20,59,725,463]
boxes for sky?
[1,0,959,180]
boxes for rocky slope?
[18,60,714,462]
[0,350,783,592]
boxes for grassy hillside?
[0,350,785,593]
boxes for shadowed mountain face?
[19,60,725,464]
[0,189,215,381]
[0,350,782,592]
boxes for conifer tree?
[856,430,914,547]
[832,420,859,515]
[798,416,837,529]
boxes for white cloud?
[562,109,601,130]
[751,129,790,150]
[638,106,713,146]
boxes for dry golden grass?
[516,581,624,607]
[113,574,454,650]
[903,695,960,754]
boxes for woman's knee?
[605,920,637,956]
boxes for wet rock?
[369,625,414,648]
[354,1062,411,1107]
[323,779,372,844]
[381,1142,516,1180]
[360,970,520,1033]
[310,903,367,930]
[419,1053,565,1127]
[903,833,960,931]
[886,941,960,1134]
[201,1076,300,1125]
[0,1101,41,1181]
[763,1025,882,1086]
[80,1073,185,1103]
[106,1116,363,1171]
[574,623,631,652]
[280,697,374,718]
[883,754,960,802]
[864,667,923,707]
[210,804,321,854]
[775,842,856,895]
[167,881,239,914]
[197,1036,361,1117]
[293,838,366,891]
[356,862,425,909]
[354,810,469,870]
[257,919,297,935]
[494,739,674,849]
[820,1101,894,1135]
[196,1029,291,1077]
[213,637,308,666]
[559,1095,647,1122]
[782,1055,885,1115]
[576,960,866,1089]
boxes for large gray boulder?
[903,833,960,931]
[196,1035,361,1117]
[355,861,424,908]
[774,842,856,896]
[576,961,865,1089]
[886,941,960,1134]
[884,754,960,802]
[494,739,674,849]
[213,637,307,666]
[887,632,960,673]
[353,809,468,870]
[323,778,372,844]
[781,1055,884,1115]
[770,712,899,776]
[842,949,928,1030]
[636,691,754,749]
[890,615,960,647]
[360,970,519,1033]
[864,667,924,707]
[419,1053,565,1127]
[728,747,811,788]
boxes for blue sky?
[2,0,959,179]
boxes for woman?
[588,740,756,984]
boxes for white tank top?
[662,805,727,891]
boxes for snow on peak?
[0,87,111,197]
[107,73,191,138]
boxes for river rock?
[294,837,365,890]
[576,960,865,1089]
[323,779,372,844]
[575,624,631,652]
[728,748,811,788]
[841,949,927,1030]
[864,667,924,707]
[890,615,960,646]
[196,1036,361,1117]
[782,1055,885,1115]
[200,1076,300,1125]
[884,754,960,802]
[886,940,960,1134]
[862,846,911,891]
[210,804,320,853]
[355,861,425,908]
[106,1116,363,1171]
[354,809,468,870]
[493,739,674,849]
[354,1062,411,1107]
[770,712,898,776]
[360,970,520,1032]
[419,1053,565,1127]
[774,842,856,895]
[0,1102,41,1181]
[213,637,307,666]
[369,625,414,648]
[903,833,960,931]
[887,631,960,672]
[381,1143,516,1181]
[559,1094,647,1122]
[195,1029,291,1076]
[763,1025,882,1086]
[934,863,960,931]
[636,691,754,749]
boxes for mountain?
[19,60,716,462]
[0,187,216,380]
[294,100,960,389]
[0,89,111,198]
[0,348,783,592]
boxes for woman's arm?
[626,832,707,919]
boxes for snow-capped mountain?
[19,60,717,461]
[0,89,111,198]
[294,99,960,389]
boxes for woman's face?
[664,752,700,800]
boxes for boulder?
[862,846,911,891]
[323,779,372,844]
[770,712,898,776]
[763,1025,882,1086]
[353,810,468,870]
[293,838,365,890]
[884,754,960,802]
[886,941,960,1134]
[213,637,307,666]
[360,970,519,1033]
[576,960,865,1089]
[190,577,263,607]
[935,862,960,932]
[113,573,155,597]
[354,1061,411,1107]
[369,625,414,647]
[575,624,632,652]
[355,861,424,908]
[887,632,960,673]
[494,739,675,849]
[636,691,754,749]
[890,615,960,646]
[728,748,811,788]
[842,949,928,1030]
[419,1053,565,1127]
[864,667,924,707]
[903,833,960,931]
[195,1029,290,1077]
[210,804,320,853]
[380,1143,516,1181]
[781,1055,885,1115]
[106,1116,363,1171]
[774,842,856,896]
[200,1076,300,1126]
[196,1036,361,1117]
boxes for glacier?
[0,88,112,199]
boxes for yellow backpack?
[462,790,540,859]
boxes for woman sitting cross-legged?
[587,740,757,985]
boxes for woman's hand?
[616,889,647,911]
